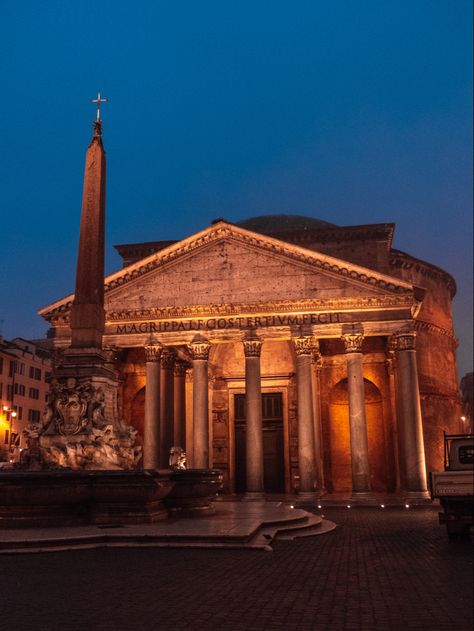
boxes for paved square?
[1,507,472,631]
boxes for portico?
[40,221,430,499]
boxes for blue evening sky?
[0,1,472,375]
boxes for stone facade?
[39,216,462,497]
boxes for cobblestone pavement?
[2,507,472,631]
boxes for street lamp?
[2,405,17,462]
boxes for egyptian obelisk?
[70,102,106,350]
[36,95,140,469]
[61,93,113,378]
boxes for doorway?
[234,392,285,493]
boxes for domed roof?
[235,214,336,234]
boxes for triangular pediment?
[39,221,415,321]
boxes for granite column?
[173,360,187,449]
[311,341,325,495]
[143,344,162,469]
[189,337,211,469]
[243,335,265,500]
[294,336,317,499]
[394,331,429,497]
[342,332,371,495]
[160,349,175,467]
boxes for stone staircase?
[0,502,336,554]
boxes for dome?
[235,214,336,235]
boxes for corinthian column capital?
[294,336,314,357]
[189,337,211,361]
[174,360,188,377]
[144,344,163,362]
[161,349,176,370]
[243,336,263,358]
[395,330,417,351]
[342,333,364,353]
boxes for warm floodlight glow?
[405,504,410,508]
[290,505,294,509]
[346,504,351,508]
[380,504,385,508]
[461,416,467,421]
[317,504,322,509]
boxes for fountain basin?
[164,469,223,517]
[0,469,174,528]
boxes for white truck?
[429,433,474,539]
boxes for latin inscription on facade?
[112,312,342,335]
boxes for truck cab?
[429,433,474,539]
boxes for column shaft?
[342,332,371,494]
[189,338,211,469]
[173,362,187,449]
[160,351,175,466]
[311,347,325,493]
[295,337,316,497]
[244,337,264,497]
[395,332,428,493]
[143,345,161,469]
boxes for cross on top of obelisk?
[91,91,108,122]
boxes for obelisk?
[61,93,113,378]
[70,116,106,350]
[29,95,141,470]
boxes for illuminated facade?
[0,337,51,460]
[39,215,461,498]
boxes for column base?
[349,491,378,505]
[294,491,318,507]
[242,492,266,502]
[402,490,432,505]
[297,491,317,501]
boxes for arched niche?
[328,377,387,492]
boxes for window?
[45,371,52,382]
[7,385,13,401]
[459,446,474,466]
[13,405,23,421]
[28,409,41,423]
[29,367,42,380]
[0,357,3,374]
[0,384,2,399]
[13,383,25,396]
[18,362,25,376]
[9,361,17,377]
[29,387,40,400]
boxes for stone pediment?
[39,221,416,322]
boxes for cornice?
[39,222,414,321]
[272,223,395,249]
[414,319,458,346]
[47,295,415,325]
[389,249,456,297]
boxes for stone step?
[0,502,336,553]
[274,519,337,540]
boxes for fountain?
[0,99,222,529]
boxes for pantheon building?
[40,214,461,499]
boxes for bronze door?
[234,393,284,493]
